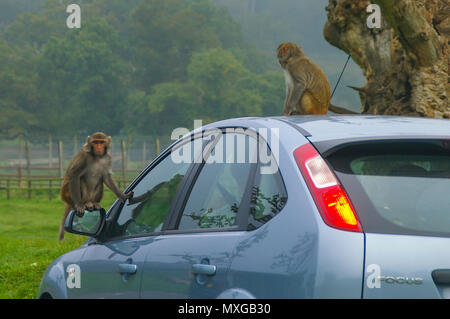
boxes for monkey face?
[277,42,303,66]
[92,139,106,156]
[82,132,111,156]
[277,43,287,64]
[277,43,289,58]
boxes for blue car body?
[38,115,450,299]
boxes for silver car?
[38,115,450,298]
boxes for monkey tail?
[329,104,359,114]
[58,205,71,241]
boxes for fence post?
[49,180,52,200]
[58,140,64,186]
[27,178,32,200]
[142,141,146,166]
[127,135,131,170]
[18,134,23,169]
[49,135,53,168]
[25,140,31,200]
[17,166,22,188]
[18,135,23,187]
[155,137,160,157]
[6,179,10,200]
[121,140,126,185]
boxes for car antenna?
[331,54,351,99]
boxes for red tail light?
[293,143,362,232]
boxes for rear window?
[325,140,450,237]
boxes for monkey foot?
[85,201,95,211]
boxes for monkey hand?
[283,103,296,116]
[283,109,296,116]
[74,203,85,217]
[119,191,134,203]
[85,201,95,212]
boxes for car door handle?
[432,269,450,285]
[191,264,216,276]
[118,263,137,275]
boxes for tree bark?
[324,0,449,118]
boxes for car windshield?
[326,141,450,236]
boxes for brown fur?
[277,42,356,115]
[58,132,131,240]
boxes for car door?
[140,130,260,298]
[68,135,204,298]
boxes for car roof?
[272,115,450,142]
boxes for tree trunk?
[324,0,449,118]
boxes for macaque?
[58,132,132,240]
[277,42,357,115]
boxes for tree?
[36,19,128,135]
[0,39,39,137]
[130,0,244,90]
[0,0,280,138]
[236,71,285,116]
[3,0,67,50]
[0,0,44,31]
[324,0,449,117]
[125,48,268,135]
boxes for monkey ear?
[82,135,91,152]
[107,136,112,153]
[291,43,302,56]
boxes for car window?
[327,141,450,237]
[247,162,287,230]
[111,137,205,238]
[177,132,256,230]
[350,154,450,233]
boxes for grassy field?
[0,193,116,299]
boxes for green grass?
[0,194,116,299]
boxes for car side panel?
[140,231,243,298]
[227,119,365,298]
[364,234,448,298]
[37,246,87,299]
[313,226,364,298]
[227,199,319,298]
[226,121,318,298]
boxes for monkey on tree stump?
[277,42,357,115]
[59,132,133,241]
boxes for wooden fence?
[0,136,166,200]
[0,166,140,200]
[0,175,136,200]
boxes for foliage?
[0,0,44,31]
[35,19,128,135]
[0,39,39,137]
[125,48,284,135]
[129,0,243,89]
[0,0,286,138]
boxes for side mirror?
[64,208,106,238]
